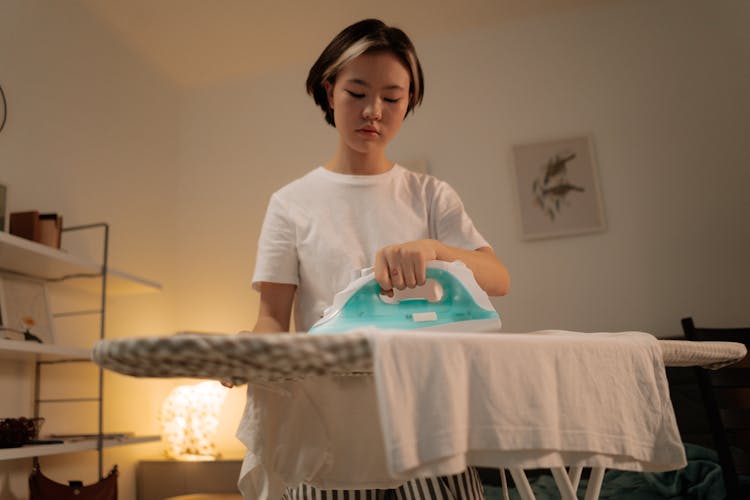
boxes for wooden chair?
[682,317,750,499]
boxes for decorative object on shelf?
[0,183,6,231]
[0,276,55,344]
[0,417,44,448]
[0,327,43,343]
[159,381,229,461]
[512,135,606,240]
[29,463,118,500]
[9,211,63,248]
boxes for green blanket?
[484,444,729,500]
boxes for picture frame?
[0,275,55,344]
[0,182,6,232]
[512,135,606,240]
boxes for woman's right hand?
[374,239,439,294]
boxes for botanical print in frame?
[0,275,56,344]
[0,183,6,231]
[512,136,606,240]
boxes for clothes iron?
[308,260,501,334]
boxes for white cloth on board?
[237,330,686,499]
[370,330,686,477]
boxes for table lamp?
[159,381,229,461]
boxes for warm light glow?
[159,381,229,461]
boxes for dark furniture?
[681,317,750,500]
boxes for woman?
[244,18,510,500]
[252,18,509,334]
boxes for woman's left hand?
[374,239,439,293]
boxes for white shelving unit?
[0,231,161,295]
[0,338,90,361]
[0,436,160,461]
[0,226,161,474]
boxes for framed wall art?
[0,275,55,344]
[512,135,606,240]
[0,183,6,231]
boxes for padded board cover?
[92,332,373,385]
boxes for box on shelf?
[9,211,63,248]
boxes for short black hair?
[306,19,425,127]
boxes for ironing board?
[92,331,745,384]
[93,331,746,500]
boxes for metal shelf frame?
[0,223,161,479]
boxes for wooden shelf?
[0,231,161,295]
[0,435,160,461]
[0,338,90,361]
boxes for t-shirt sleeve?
[251,193,299,291]
[430,180,490,251]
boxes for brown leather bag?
[29,464,117,500]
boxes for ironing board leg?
[509,468,536,500]
[550,467,578,500]
[499,469,510,500]
[583,467,606,500]
[567,465,583,491]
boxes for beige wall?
[180,0,750,338]
[1,0,749,499]
[0,1,181,498]
[406,0,750,334]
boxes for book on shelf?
[47,432,134,441]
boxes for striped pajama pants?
[281,467,485,500]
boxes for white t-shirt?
[252,164,489,331]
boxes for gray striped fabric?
[281,468,485,500]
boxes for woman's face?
[326,51,411,157]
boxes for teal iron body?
[308,260,501,334]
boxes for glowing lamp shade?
[159,381,229,461]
